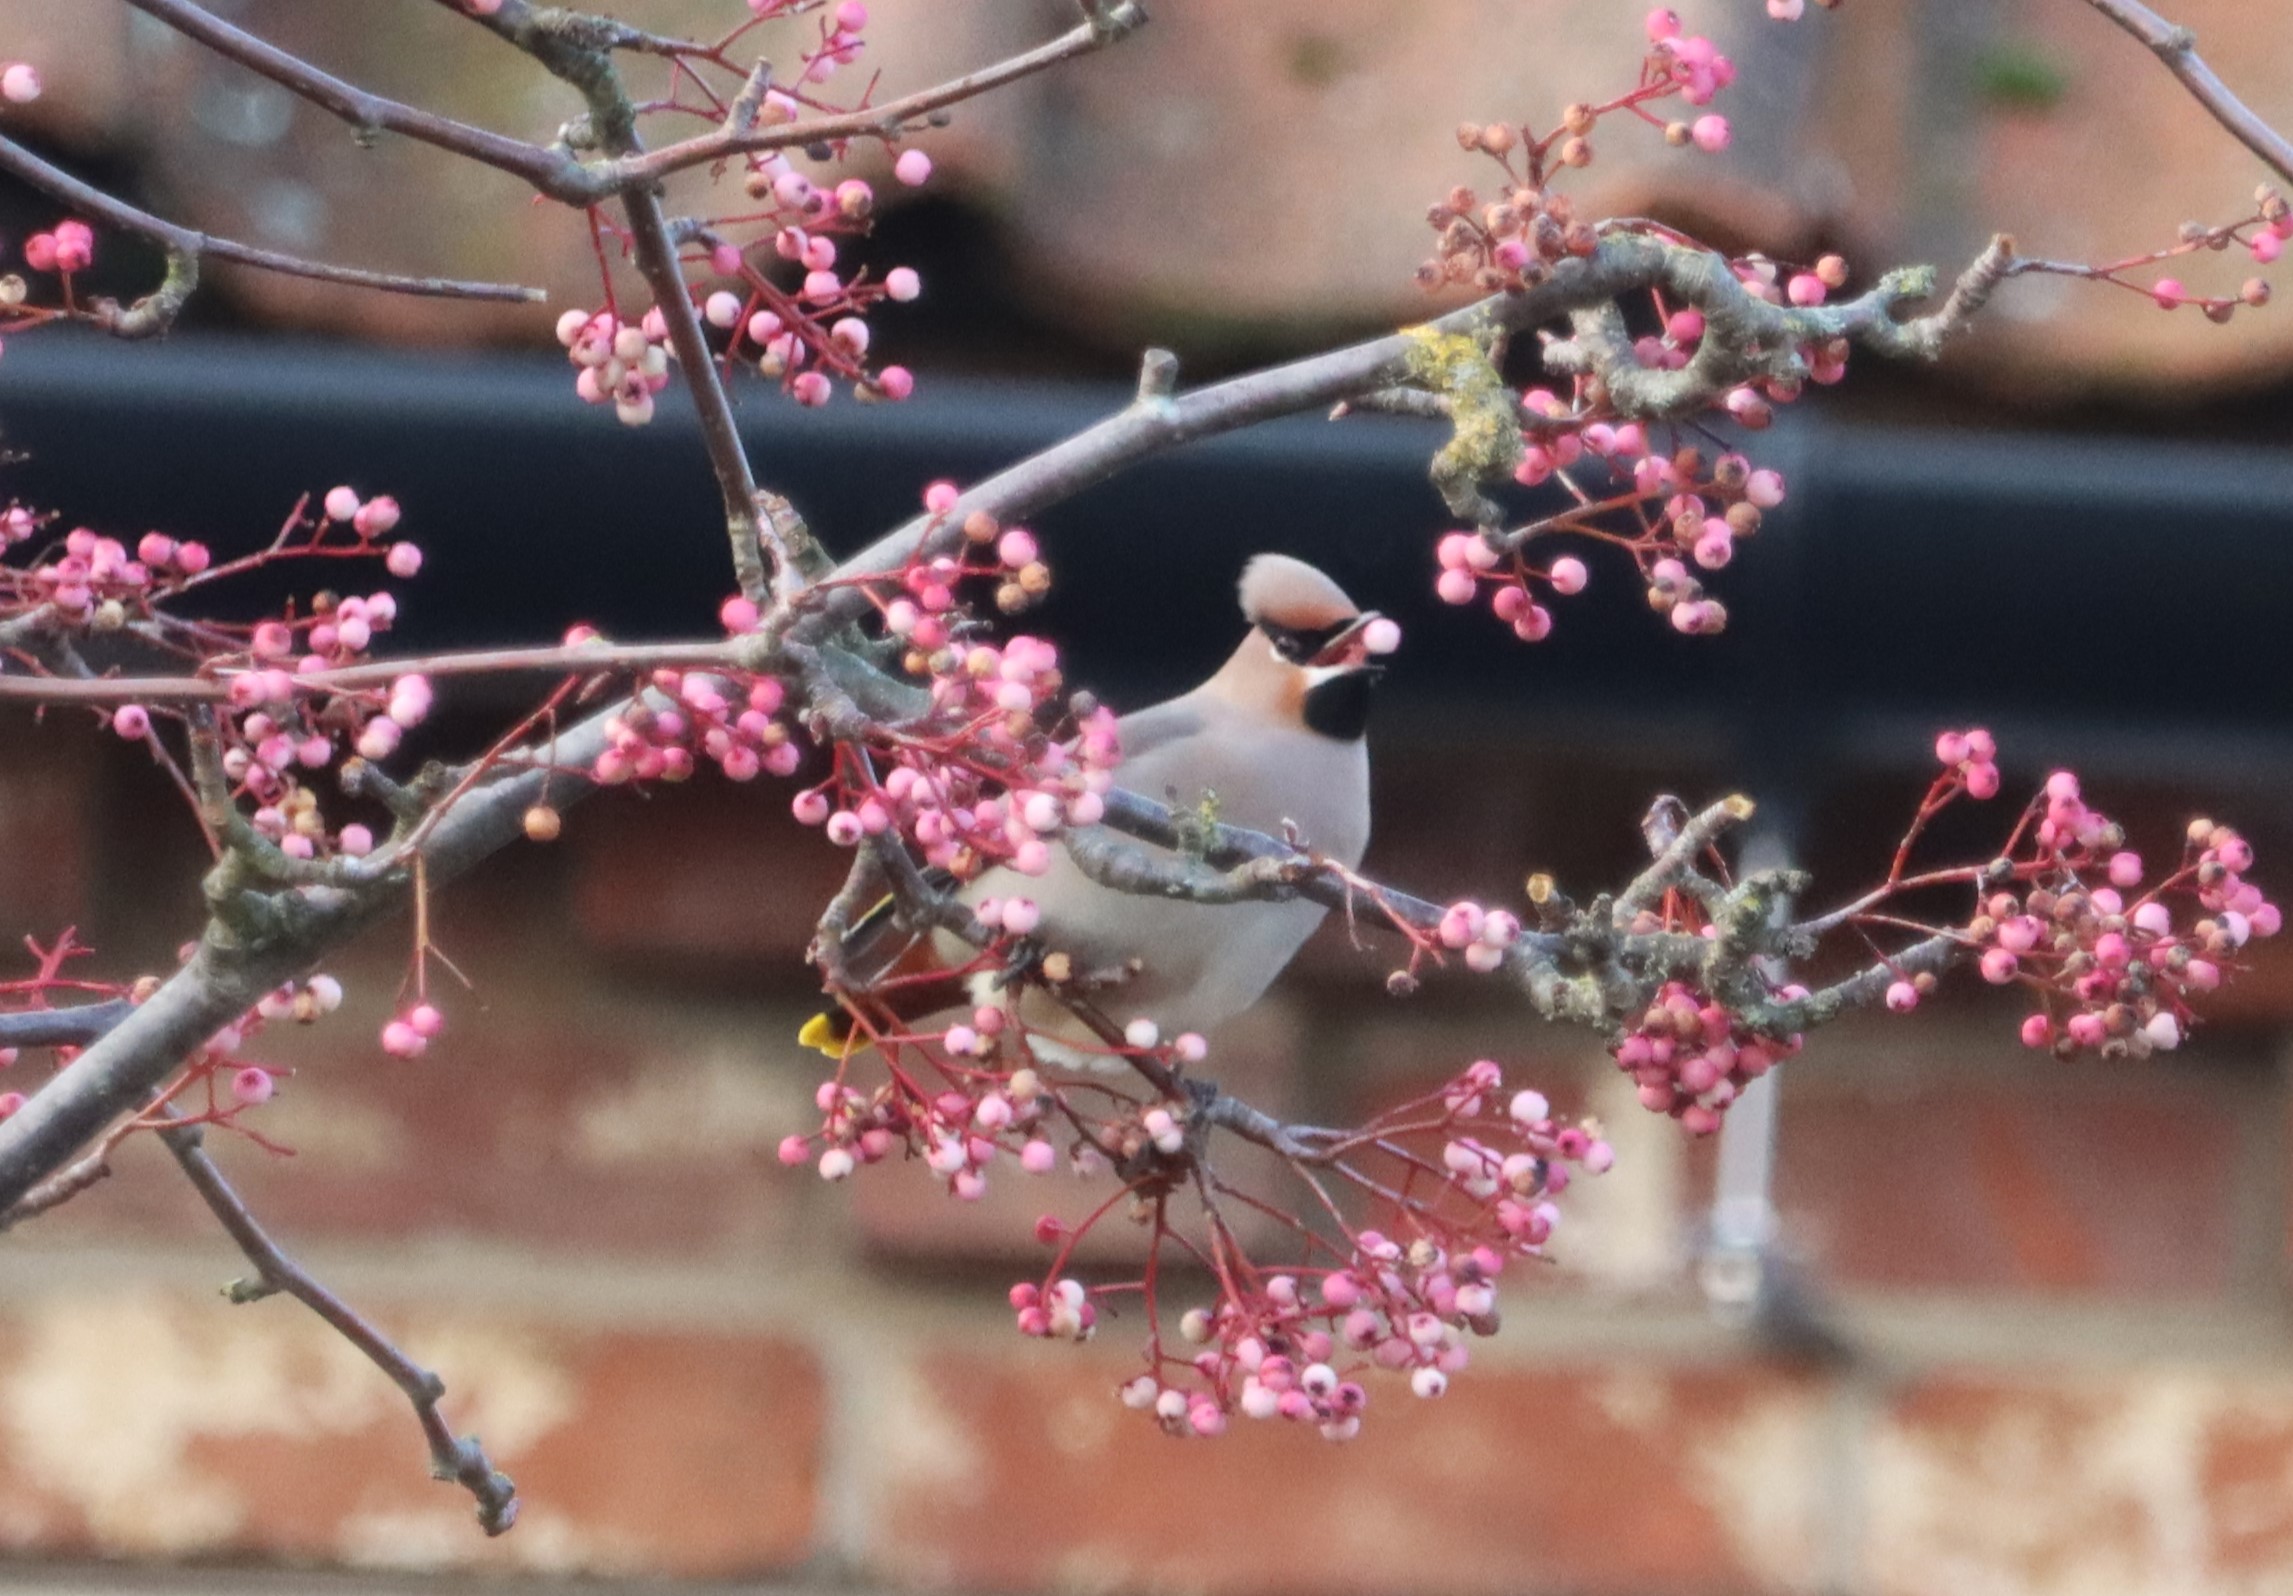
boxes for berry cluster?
[1957,772,2277,1057]
[1611,982,1801,1135]
[1842,732,2274,1068]
[539,0,929,422]
[556,307,675,427]
[1423,10,1740,295]
[1101,1063,1613,1439]
[3,522,210,629]
[1434,446,1788,640]
[790,489,1115,878]
[592,669,803,787]
[22,219,92,277]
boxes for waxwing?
[803,553,1389,1066]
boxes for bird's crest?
[1238,554,1358,633]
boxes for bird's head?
[1231,553,1393,740]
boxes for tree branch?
[0,638,741,706]
[619,186,778,603]
[0,694,616,1209]
[159,1114,517,1534]
[823,231,1997,602]
[0,133,544,335]
[0,220,2008,1211]
[2079,0,2293,186]
[0,999,133,1048]
[118,0,584,198]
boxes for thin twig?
[823,231,1985,596]
[0,999,134,1048]
[119,0,584,197]
[159,1114,519,1534]
[0,638,743,706]
[2078,0,2293,185]
[1616,795,1754,918]
[619,186,775,603]
[601,5,1147,192]
[0,134,544,331]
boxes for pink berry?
[1361,616,1402,655]
[2153,277,2187,307]
[1691,115,1731,153]
[1885,980,1918,1013]
[352,496,401,537]
[1435,568,1477,605]
[1980,947,2019,985]
[409,1003,444,1039]
[1,64,41,104]
[894,149,932,186]
[112,705,150,740]
[380,1020,425,1058]
[1786,273,1825,306]
[885,266,922,302]
[231,1066,275,1105]
[875,366,915,401]
[385,542,422,579]
[2019,1014,2053,1049]
[1548,556,1588,595]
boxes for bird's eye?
[1264,622,1342,663]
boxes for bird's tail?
[798,869,968,1057]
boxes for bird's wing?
[1113,697,1208,770]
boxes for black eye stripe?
[1263,621,1347,663]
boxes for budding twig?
[158,1112,518,1535]
[597,5,1147,194]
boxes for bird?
[802,553,1388,1067]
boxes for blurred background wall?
[1,2,2292,1594]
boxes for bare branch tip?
[1136,348,1180,402]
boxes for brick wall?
[2,723,2291,1596]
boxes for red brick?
[0,1288,821,1577]
[871,1350,1828,1595]
[0,732,91,935]
[570,778,848,971]
[1869,1368,2293,1596]
[1775,1031,2247,1297]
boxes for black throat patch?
[1303,669,1379,741]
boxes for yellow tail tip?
[798,1011,846,1057]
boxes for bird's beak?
[1307,612,1385,672]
